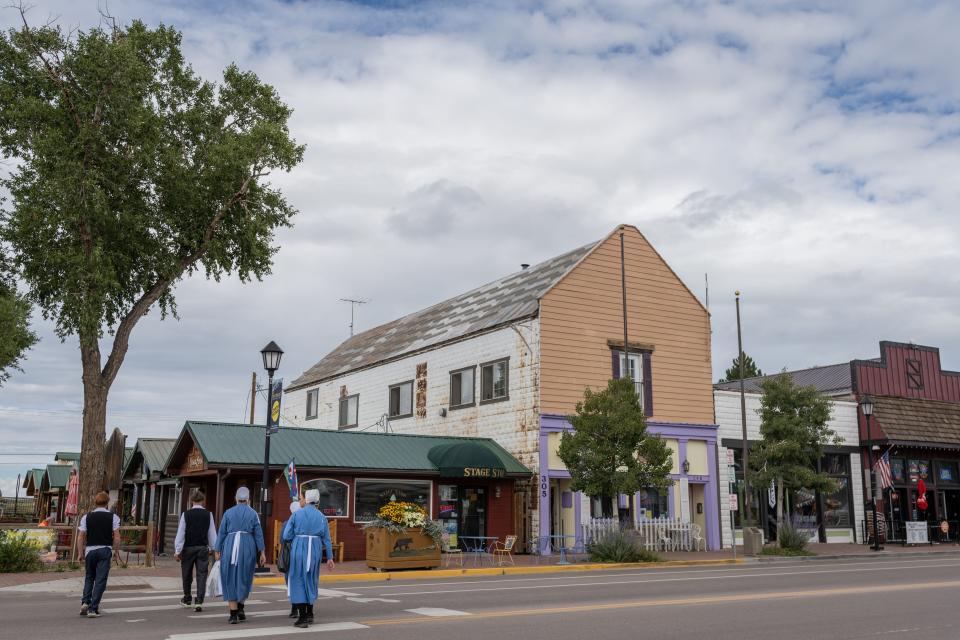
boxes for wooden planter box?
[365,527,440,571]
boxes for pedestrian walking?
[78,491,120,618]
[214,486,265,624]
[282,498,303,619]
[174,489,217,612]
[282,488,335,628]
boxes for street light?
[259,341,283,526]
[861,395,882,551]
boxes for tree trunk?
[775,477,785,538]
[77,338,107,515]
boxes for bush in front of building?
[0,530,44,572]
[776,524,811,553]
[587,530,662,564]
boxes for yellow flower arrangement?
[364,500,442,545]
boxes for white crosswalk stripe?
[405,607,471,617]
[164,621,368,639]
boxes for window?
[167,487,181,516]
[938,461,958,484]
[480,359,509,403]
[354,479,432,523]
[891,458,906,484]
[906,358,923,390]
[299,479,349,517]
[338,394,358,429]
[822,477,852,527]
[248,482,263,511]
[389,381,413,418]
[614,350,644,410]
[449,367,475,409]
[637,488,669,519]
[305,389,319,420]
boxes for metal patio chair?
[493,535,517,566]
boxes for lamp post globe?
[261,341,284,375]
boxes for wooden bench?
[273,516,344,563]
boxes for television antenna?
[340,298,369,337]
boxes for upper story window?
[617,352,644,407]
[612,349,652,416]
[389,381,413,419]
[906,359,923,390]
[480,358,509,404]
[450,366,475,409]
[305,389,319,420]
[338,394,359,429]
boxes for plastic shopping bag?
[206,559,222,597]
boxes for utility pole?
[340,298,369,337]
[736,291,752,526]
[249,372,257,425]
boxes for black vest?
[184,507,211,547]
[85,511,113,547]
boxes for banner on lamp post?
[268,379,283,434]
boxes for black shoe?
[228,612,238,624]
[180,596,192,608]
[306,605,314,625]
[294,616,309,628]
[237,609,246,622]
[289,606,298,618]
[194,604,203,612]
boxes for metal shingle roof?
[44,464,73,489]
[177,421,530,475]
[288,242,597,390]
[714,362,853,395]
[874,396,960,446]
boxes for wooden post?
[146,522,155,568]
[249,372,257,425]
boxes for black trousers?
[181,545,210,601]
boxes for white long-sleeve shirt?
[78,507,121,556]
[174,505,217,555]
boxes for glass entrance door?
[460,487,487,540]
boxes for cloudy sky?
[2,0,959,497]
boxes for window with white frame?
[480,358,509,403]
[338,394,358,429]
[167,487,181,515]
[388,381,413,418]
[616,351,644,409]
[450,367,475,409]
[354,479,432,523]
[299,478,349,518]
[305,389,319,420]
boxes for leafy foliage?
[721,352,762,382]
[0,530,43,572]
[0,276,36,386]
[557,377,672,500]
[587,530,662,563]
[776,523,810,552]
[749,373,839,534]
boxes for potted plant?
[363,501,443,570]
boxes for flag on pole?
[284,459,298,500]
[875,451,894,490]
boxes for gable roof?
[44,464,73,490]
[287,241,597,390]
[22,468,43,493]
[714,362,853,396]
[54,451,79,462]
[167,421,530,476]
[123,438,177,478]
[873,395,960,447]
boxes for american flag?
[875,451,894,490]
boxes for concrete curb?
[253,558,745,585]
[755,548,960,563]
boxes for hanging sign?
[268,379,283,433]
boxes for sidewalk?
[5,542,958,590]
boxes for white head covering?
[235,486,250,502]
[305,489,320,504]
[289,501,301,514]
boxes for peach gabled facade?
[539,225,714,422]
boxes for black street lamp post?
[861,395,882,551]
[259,341,284,532]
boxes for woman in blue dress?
[214,486,265,624]
[282,488,335,627]
[283,498,302,619]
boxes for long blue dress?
[282,504,333,604]
[216,504,264,602]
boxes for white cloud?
[1,0,959,486]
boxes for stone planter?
[365,527,441,571]
[742,527,764,556]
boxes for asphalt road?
[4,556,960,639]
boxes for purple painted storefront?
[539,413,721,550]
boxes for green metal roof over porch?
[166,421,530,476]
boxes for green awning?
[427,442,507,478]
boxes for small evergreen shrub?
[0,530,43,573]
[777,524,810,552]
[588,531,662,563]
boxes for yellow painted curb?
[253,558,744,585]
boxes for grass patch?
[760,546,815,557]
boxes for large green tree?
[0,271,37,385]
[557,378,672,516]
[749,373,839,536]
[721,352,762,382]
[0,10,304,511]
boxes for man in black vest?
[174,489,217,612]
[78,491,120,618]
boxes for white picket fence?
[581,516,700,552]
